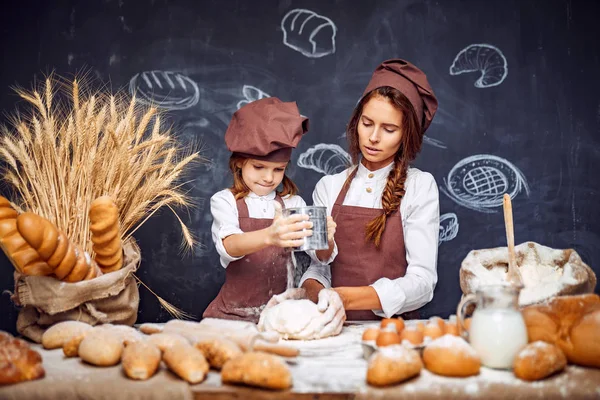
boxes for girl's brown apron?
[330,168,418,320]
[203,195,288,323]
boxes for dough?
[258,299,335,340]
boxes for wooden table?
[1,323,599,399]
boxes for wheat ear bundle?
[0,74,202,318]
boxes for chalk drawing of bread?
[129,71,200,110]
[450,44,508,88]
[281,9,337,58]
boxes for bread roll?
[147,333,189,353]
[0,198,51,275]
[513,341,566,381]
[0,331,45,385]
[17,212,99,282]
[367,345,422,386]
[104,325,145,346]
[195,338,243,370]
[89,196,123,273]
[163,343,209,384]
[221,352,292,390]
[78,331,123,366]
[423,335,480,377]
[522,294,600,368]
[63,332,87,357]
[139,323,164,335]
[122,341,161,380]
[41,321,92,349]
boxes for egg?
[380,318,405,333]
[429,316,446,333]
[423,323,444,339]
[362,327,380,341]
[415,321,425,334]
[445,322,459,336]
[400,328,424,346]
[376,331,402,347]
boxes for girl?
[267,59,440,335]
[203,97,313,323]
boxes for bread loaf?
[522,293,600,368]
[163,343,209,384]
[17,212,101,282]
[122,341,161,380]
[422,335,481,377]
[147,333,189,353]
[0,197,51,275]
[78,330,123,366]
[513,341,566,381]
[0,331,45,385]
[367,345,422,387]
[89,196,123,273]
[139,323,164,335]
[63,332,87,357]
[195,338,243,370]
[221,352,292,390]
[41,321,92,349]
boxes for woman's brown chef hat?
[362,59,438,132]
[224,97,309,162]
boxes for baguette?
[89,196,123,273]
[17,212,101,282]
[221,352,292,390]
[122,341,161,380]
[163,343,209,384]
[0,197,51,275]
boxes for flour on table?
[258,299,335,340]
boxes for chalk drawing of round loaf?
[297,144,350,175]
[438,213,459,245]
[450,44,507,88]
[281,9,337,58]
[236,85,271,109]
[441,154,529,213]
[129,70,200,110]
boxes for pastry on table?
[513,341,567,381]
[221,351,292,390]
[422,335,481,377]
[0,331,45,385]
[522,293,600,368]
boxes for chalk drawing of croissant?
[236,85,271,109]
[297,144,351,175]
[450,44,508,88]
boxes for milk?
[468,308,528,369]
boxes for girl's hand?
[266,202,312,248]
[326,216,337,244]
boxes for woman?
[265,59,439,335]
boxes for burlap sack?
[11,239,141,343]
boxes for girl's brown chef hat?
[224,97,309,162]
[362,59,438,132]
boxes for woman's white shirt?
[301,162,440,318]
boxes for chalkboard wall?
[1,0,599,334]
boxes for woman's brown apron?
[330,168,418,320]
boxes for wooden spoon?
[503,194,523,286]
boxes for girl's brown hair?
[228,155,299,200]
[346,86,423,247]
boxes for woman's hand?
[295,289,346,338]
[266,202,312,248]
[263,288,307,310]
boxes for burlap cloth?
[11,240,141,343]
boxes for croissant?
[16,212,101,282]
[0,196,52,276]
[89,196,123,273]
[0,330,45,385]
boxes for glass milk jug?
[457,284,529,369]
